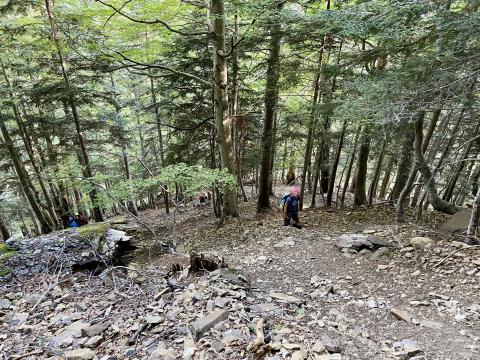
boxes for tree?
[257,2,283,213]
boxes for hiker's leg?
[291,213,302,229]
[284,217,291,226]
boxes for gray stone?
[145,316,163,325]
[269,292,302,304]
[312,340,326,354]
[52,321,90,346]
[336,234,373,251]
[390,308,413,322]
[211,340,225,353]
[410,237,433,248]
[321,335,341,353]
[183,338,195,359]
[123,347,136,357]
[0,298,12,310]
[392,339,421,357]
[9,312,28,325]
[419,320,443,330]
[191,310,228,340]
[64,348,95,360]
[85,335,103,348]
[81,321,110,337]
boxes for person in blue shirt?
[283,186,302,229]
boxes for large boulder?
[1,223,130,280]
[336,234,393,252]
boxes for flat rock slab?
[81,321,111,337]
[3,225,130,279]
[439,208,471,234]
[410,237,434,248]
[269,292,302,304]
[51,321,90,347]
[191,310,228,341]
[336,234,374,251]
[390,308,413,322]
[64,348,95,360]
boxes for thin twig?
[433,245,480,268]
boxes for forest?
[0,0,479,359]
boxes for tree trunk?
[300,41,324,209]
[45,0,103,222]
[414,111,457,214]
[340,126,361,207]
[389,123,415,201]
[149,72,165,166]
[0,198,10,240]
[467,186,480,238]
[354,129,370,206]
[0,120,52,233]
[443,121,480,202]
[367,139,386,205]
[326,120,347,207]
[257,2,282,212]
[1,62,59,227]
[378,156,394,199]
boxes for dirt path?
[147,203,480,359]
[2,202,479,360]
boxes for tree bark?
[45,0,103,222]
[367,139,386,205]
[389,123,415,201]
[0,120,52,233]
[300,41,324,209]
[354,129,370,206]
[230,15,247,203]
[378,156,394,199]
[1,62,59,227]
[257,3,282,212]
[210,0,238,216]
[467,186,480,237]
[340,126,361,207]
[442,121,480,202]
[413,111,457,215]
[326,120,347,207]
[0,196,10,240]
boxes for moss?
[0,267,11,277]
[0,244,16,260]
[78,222,110,237]
[0,243,10,254]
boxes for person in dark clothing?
[284,186,302,229]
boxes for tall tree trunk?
[300,41,324,209]
[443,121,480,202]
[340,126,361,207]
[326,120,347,207]
[230,14,247,202]
[467,186,480,238]
[354,128,370,206]
[396,110,440,221]
[1,62,59,227]
[413,111,456,214]
[379,156,394,199]
[149,72,165,166]
[389,123,415,201]
[45,0,103,222]
[257,2,282,212]
[0,195,10,240]
[269,114,278,196]
[210,0,238,216]
[367,139,386,205]
[0,120,52,233]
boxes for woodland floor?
[1,192,480,360]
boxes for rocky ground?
[1,199,479,360]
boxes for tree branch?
[115,51,213,88]
[95,0,208,36]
